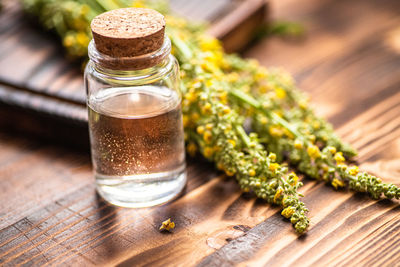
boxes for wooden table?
[1,0,400,266]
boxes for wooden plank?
[207,0,268,52]
[0,0,269,144]
[0,0,268,112]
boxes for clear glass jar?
[85,36,186,208]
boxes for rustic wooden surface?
[1,0,400,266]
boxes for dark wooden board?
[1,0,400,266]
[0,0,267,112]
[0,0,268,143]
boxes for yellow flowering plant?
[22,0,400,234]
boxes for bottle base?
[95,167,187,208]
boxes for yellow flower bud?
[327,146,337,154]
[201,103,212,114]
[63,34,75,47]
[331,178,345,189]
[132,1,145,8]
[294,139,303,149]
[224,125,232,135]
[259,85,269,94]
[273,188,284,203]
[226,73,239,82]
[205,79,213,87]
[227,139,236,147]
[196,126,205,135]
[182,115,189,127]
[203,131,212,143]
[199,36,221,51]
[260,116,268,125]
[205,123,213,130]
[219,91,228,103]
[269,126,283,137]
[76,32,89,46]
[334,152,345,164]
[254,69,266,81]
[184,91,197,103]
[275,88,286,99]
[159,218,175,231]
[268,153,276,161]
[307,145,321,159]
[204,147,214,158]
[269,163,280,172]
[249,169,256,177]
[348,166,359,176]
[274,110,283,117]
[225,169,235,176]
[313,121,321,129]
[190,112,200,121]
[281,207,295,218]
[299,100,308,109]
[222,106,231,114]
[80,5,90,15]
[290,173,299,186]
[286,131,294,140]
[186,143,197,157]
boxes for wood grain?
[0,0,400,266]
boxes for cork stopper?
[91,8,165,57]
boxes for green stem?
[230,89,299,138]
[270,112,299,138]
[235,125,252,148]
[229,89,261,109]
[96,0,120,11]
[169,32,193,61]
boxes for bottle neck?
[88,36,172,72]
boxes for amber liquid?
[88,86,186,207]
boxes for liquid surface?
[88,86,186,207]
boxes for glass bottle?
[84,8,186,208]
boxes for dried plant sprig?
[229,89,400,200]
[224,56,357,158]
[169,28,309,232]
[159,218,175,231]
[179,68,310,233]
